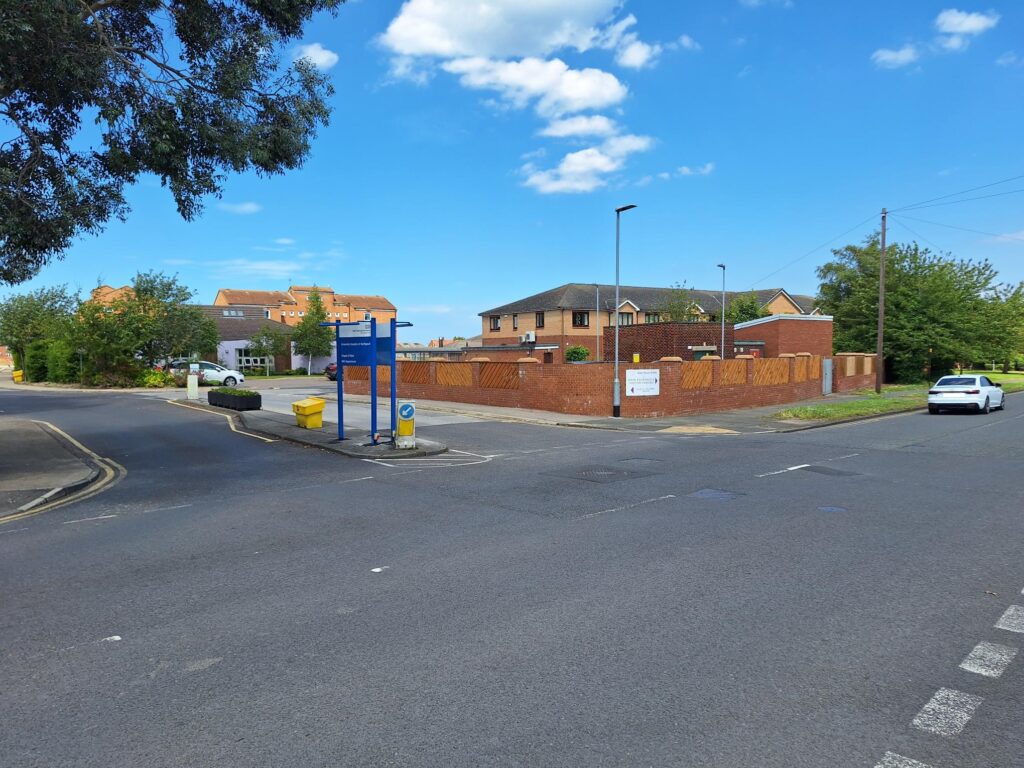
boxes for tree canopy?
[657,283,703,321]
[816,235,1024,381]
[0,284,77,366]
[724,292,770,325]
[1,0,341,284]
[291,287,332,368]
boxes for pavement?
[0,418,99,516]
[1,386,1023,767]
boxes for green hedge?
[24,340,49,382]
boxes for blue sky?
[8,0,1024,343]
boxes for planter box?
[208,390,262,411]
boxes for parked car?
[325,363,338,381]
[167,359,246,387]
[927,374,1005,414]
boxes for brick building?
[734,314,834,358]
[602,322,735,362]
[214,285,396,327]
[478,283,818,362]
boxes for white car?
[927,374,1005,414]
[168,359,246,387]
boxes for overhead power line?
[749,213,877,288]
[890,213,1024,243]
[895,187,1024,213]
[891,172,1024,212]
[888,217,946,252]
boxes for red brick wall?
[832,353,876,392]
[735,318,833,358]
[601,322,734,362]
[342,356,844,418]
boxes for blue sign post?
[320,318,412,445]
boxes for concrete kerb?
[15,466,101,514]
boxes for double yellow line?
[166,400,276,442]
[0,421,126,524]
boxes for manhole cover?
[543,465,656,484]
[818,505,848,513]
[800,466,862,477]
[687,488,745,501]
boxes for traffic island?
[235,409,448,458]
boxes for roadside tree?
[291,288,333,374]
[724,292,770,324]
[248,324,290,376]
[1,0,341,284]
[0,285,78,369]
[658,283,702,321]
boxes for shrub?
[92,364,144,388]
[24,339,49,381]
[139,369,175,388]
[172,369,206,387]
[211,387,258,396]
[45,340,77,383]
[565,344,591,362]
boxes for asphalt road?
[1,388,1022,768]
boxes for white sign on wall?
[626,368,660,397]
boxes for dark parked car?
[325,363,338,381]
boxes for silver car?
[927,374,1005,414]
[168,359,246,387]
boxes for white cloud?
[522,133,652,194]
[616,39,662,68]
[676,34,702,52]
[274,238,296,246]
[442,57,626,117]
[635,175,653,187]
[657,171,671,180]
[218,201,262,215]
[295,43,339,70]
[996,51,1021,67]
[737,64,754,78]
[381,0,619,59]
[209,259,302,279]
[871,45,920,69]
[678,162,715,176]
[540,115,618,138]
[994,229,1024,244]
[388,55,434,85]
[934,9,1000,35]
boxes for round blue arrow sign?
[399,403,415,419]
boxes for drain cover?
[818,505,848,513]
[543,465,656,484]
[687,488,745,501]
[800,465,861,477]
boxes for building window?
[289,311,295,316]
[264,309,270,319]
[298,311,304,316]
[618,312,634,326]
[645,312,660,324]
[512,314,518,331]
[489,315,500,331]
[572,311,590,328]
[535,312,545,329]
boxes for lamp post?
[613,204,637,417]
[595,283,601,361]
[717,263,726,358]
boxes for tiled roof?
[217,289,294,306]
[479,283,808,316]
[334,294,396,311]
[288,285,336,293]
[197,305,294,341]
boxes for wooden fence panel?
[753,358,790,386]
[794,356,808,383]
[680,361,713,389]
[346,366,368,381]
[479,362,520,390]
[401,362,431,385]
[720,360,747,386]
[436,363,472,387]
[809,356,821,380]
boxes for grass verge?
[775,395,923,421]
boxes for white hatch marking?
[101,635,122,642]
[995,605,1024,633]
[756,463,810,478]
[370,566,390,573]
[63,514,118,525]
[959,641,1017,678]
[911,688,982,736]
[874,753,932,768]
[578,495,677,520]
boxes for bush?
[91,364,145,388]
[172,370,206,387]
[45,340,77,383]
[211,387,258,396]
[139,369,175,388]
[565,344,590,362]
[24,339,49,381]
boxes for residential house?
[214,285,397,327]
[197,305,294,372]
[478,283,818,362]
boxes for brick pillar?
[736,354,755,384]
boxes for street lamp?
[594,283,601,362]
[717,263,726,358]
[613,204,637,417]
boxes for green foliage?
[138,369,175,388]
[24,339,49,381]
[130,272,219,366]
[724,292,771,324]
[248,323,290,375]
[172,369,206,388]
[658,283,703,321]
[565,344,591,362]
[1,0,341,284]
[817,235,1024,382]
[45,339,77,382]
[0,285,78,366]
[211,387,258,396]
[291,288,333,363]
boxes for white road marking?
[756,464,810,478]
[577,495,677,520]
[370,566,389,573]
[831,453,860,460]
[911,688,982,736]
[874,753,932,768]
[995,605,1024,633]
[0,527,29,535]
[959,641,1017,678]
[339,476,374,483]
[185,657,222,673]
[63,514,118,525]
[144,503,193,514]
[101,635,121,642]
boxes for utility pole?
[595,283,601,361]
[875,208,887,394]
